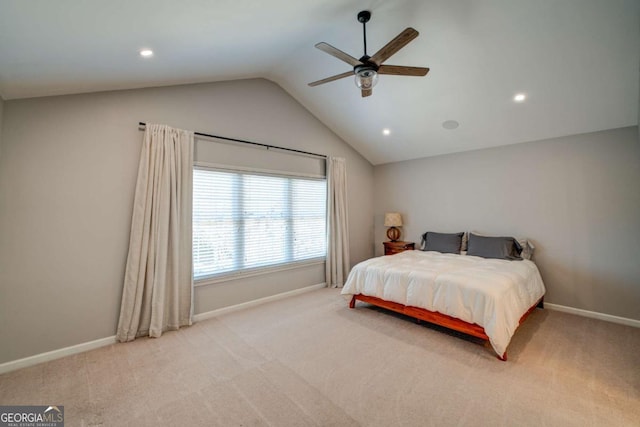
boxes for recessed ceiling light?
[514,93,526,102]
[382,128,391,136]
[442,120,459,130]
[139,49,153,57]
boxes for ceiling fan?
[309,10,429,97]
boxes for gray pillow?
[421,232,464,254]
[466,233,523,260]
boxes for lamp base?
[386,226,401,242]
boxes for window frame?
[192,162,327,287]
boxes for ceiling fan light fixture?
[355,68,378,89]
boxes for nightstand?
[383,241,415,255]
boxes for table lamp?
[384,212,403,242]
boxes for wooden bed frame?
[349,294,543,361]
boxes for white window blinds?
[193,167,327,280]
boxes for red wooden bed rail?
[349,294,543,361]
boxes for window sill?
[194,258,326,287]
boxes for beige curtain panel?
[117,124,194,342]
[326,156,350,288]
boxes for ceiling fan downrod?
[357,10,371,57]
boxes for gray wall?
[0,79,374,364]
[374,126,640,321]
[0,95,3,159]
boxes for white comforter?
[341,251,546,356]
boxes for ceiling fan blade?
[361,88,372,97]
[378,65,430,76]
[315,42,362,67]
[308,71,353,87]
[370,28,419,65]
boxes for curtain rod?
[138,122,327,159]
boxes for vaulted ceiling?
[1,0,638,164]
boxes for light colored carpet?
[1,288,638,426]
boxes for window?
[193,167,327,280]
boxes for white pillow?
[519,238,535,260]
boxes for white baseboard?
[545,303,640,328]
[193,282,327,322]
[0,283,327,375]
[0,335,117,375]
[2,290,633,376]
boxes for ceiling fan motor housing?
[354,55,379,75]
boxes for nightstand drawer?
[383,241,415,255]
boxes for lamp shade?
[384,212,403,227]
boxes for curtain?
[116,124,194,342]
[326,157,350,288]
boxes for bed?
[341,249,545,360]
